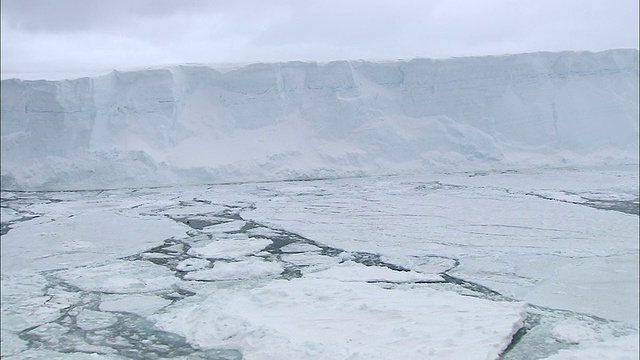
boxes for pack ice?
[1,49,638,190]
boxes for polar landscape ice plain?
[1,49,639,359]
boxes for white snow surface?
[183,258,284,281]
[1,50,638,190]
[306,260,443,282]
[187,237,272,259]
[155,278,526,360]
[541,333,640,360]
[1,168,638,359]
[0,207,186,272]
[99,294,171,317]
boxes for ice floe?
[56,261,178,293]
[187,237,272,259]
[155,278,526,360]
[306,260,442,282]
[99,294,172,317]
[542,333,639,360]
[184,258,283,281]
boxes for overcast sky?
[1,0,638,79]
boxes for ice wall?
[1,49,638,190]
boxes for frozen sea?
[1,166,638,359]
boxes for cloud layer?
[1,0,638,79]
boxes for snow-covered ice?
[155,277,526,360]
[1,50,638,190]
[183,257,283,281]
[541,333,639,360]
[0,50,638,359]
[1,167,637,359]
[187,237,272,259]
[175,258,210,272]
[99,294,172,317]
[305,260,443,282]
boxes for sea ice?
[279,252,342,271]
[200,219,246,233]
[56,261,178,294]
[183,257,283,281]
[175,258,210,272]
[187,237,272,259]
[76,309,118,331]
[99,294,172,317]
[155,278,526,360]
[278,242,322,253]
[541,333,639,360]
[246,226,282,237]
[1,274,81,332]
[0,209,186,272]
[0,329,27,357]
[306,260,442,282]
[1,167,637,359]
[3,349,126,360]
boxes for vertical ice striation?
[1,49,638,190]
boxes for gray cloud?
[1,0,234,32]
[1,0,637,79]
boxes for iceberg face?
[1,49,638,190]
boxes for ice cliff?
[1,49,638,190]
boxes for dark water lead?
[526,192,640,216]
[19,297,242,360]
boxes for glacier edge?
[1,49,638,190]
